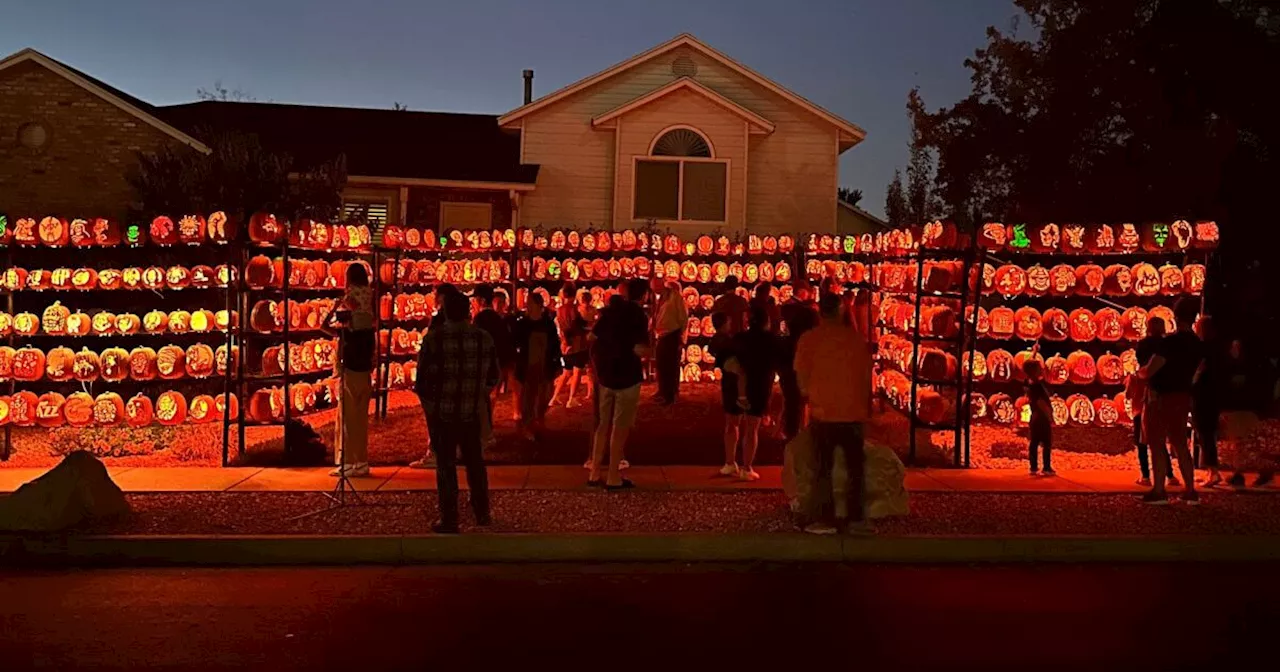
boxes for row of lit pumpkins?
[876,261,965,295]
[522,257,796,285]
[982,263,1205,297]
[0,213,238,248]
[0,344,236,382]
[968,349,1137,386]
[514,228,798,257]
[0,391,238,428]
[243,256,366,290]
[973,305,1175,342]
[2,265,235,292]
[246,380,341,423]
[0,305,237,338]
[878,370,954,424]
[379,258,512,287]
[978,221,1219,254]
[973,392,1135,428]
[249,299,336,334]
[259,340,337,377]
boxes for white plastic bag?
[783,428,909,519]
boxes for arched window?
[635,126,727,223]
[651,127,712,158]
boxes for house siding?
[0,60,177,220]
[612,88,747,233]
[514,44,843,234]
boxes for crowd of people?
[326,266,875,534]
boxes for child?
[1024,359,1054,476]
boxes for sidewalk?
[2,465,1274,495]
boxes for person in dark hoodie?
[587,279,650,489]
[471,284,514,445]
[511,292,561,441]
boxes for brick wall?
[0,60,178,220]
[406,186,512,230]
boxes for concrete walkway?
[1,465,1274,494]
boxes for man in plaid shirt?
[415,292,499,533]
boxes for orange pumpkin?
[1183,264,1206,295]
[125,394,154,427]
[9,391,39,426]
[167,310,191,334]
[206,211,236,243]
[40,302,70,336]
[1149,306,1176,333]
[68,347,100,382]
[190,309,215,333]
[121,267,143,290]
[1067,393,1096,426]
[1068,308,1097,342]
[1039,308,1068,341]
[34,392,66,428]
[65,392,97,427]
[139,310,166,334]
[216,345,239,377]
[245,255,275,289]
[1090,223,1116,253]
[185,344,216,378]
[988,393,1016,424]
[1132,263,1160,298]
[1045,355,1069,385]
[249,212,284,243]
[1074,264,1105,296]
[1159,264,1184,295]
[988,306,1016,340]
[49,267,73,290]
[250,300,276,333]
[1121,349,1140,376]
[1066,351,1097,384]
[215,309,237,332]
[1093,397,1119,427]
[188,395,217,424]
[9,348,38,383]
[1193,221,1219,249]
[993,265,1027,296]
[263,345,286,376]
[248,388,281,423]
[38,216,70,246]
[44,346,74,382]
[156,391,188,426]
[1014,307,1043,341]
[987,349,1015,383]
[0,395,10,427]
[1095,308,1123,342]
[1012,350,1044,382]
[149,216,178,245]
[1097,354,1125,385]
[0,312,9,338]
[154,345,184,380]
[214,393,239,421]
[1121,307,1148,341]
[142,266,166,290]
[128,347,158,381]
[14,312,40,337]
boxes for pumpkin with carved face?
[100,348,129,382]
[1094,398,1120,427]
[249,212,284,243]
[1014,307,1043,341]
[993,265,1027,296]
[1183,264,1206,294]
[1058,223,1087,253]
[1095,308,1123,342]
[1045,355,1069,386]
[987,349,1015,383]
[125,394,154,427]
[38,216,70,247]
[967,351,988,380]
[72,347,101,382]
[1097,354,1125,385]
[1117,223,1141,252]
[1048,265,1076,296]
[156,391,188,426]
[1121,349,1140,377]
[1115,392,1135,420]
[8,391,38,426]
[93,393,126,427]
[1143,222,1173,252]
[1024,265,1051,296]
[988,307,1016,340]
[1068,308,1097,342]
[1131,263,1160,298]
[1066,351,1097,385]
[989,393,1016,425]
[1159,264,1184,295]
[1075,264,1105,296]
[971,306,990,336]
[980,222,1007,250]
[1121,307,1148,341]
[1067,394,1096,426]
[1032,223,1061,252]
[969,394,988,420]
[42,302,69,335]
[69,218,93,247]
[1102,265,1133,296]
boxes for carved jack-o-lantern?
[993,265,1027,296]
[151,215,181,245]
[1194,221,1219,249]
[989,393,1016,424]
[1067,393,1096,426]
[42,302,70,335]
[1045,355,1069,386]
[142,266,166,291]
[1132,263,1160,298]
[101,348,129,382]
[126,394,155,427]
[1095,308,1123,342]
[1092,223,1116,253]
[988,307,1016,340]
[130,347,158,381]
[207,211,237,243]
[94,393,126,427]
[45,346,75,382]
[1025,265,1051,296]
[38,216,70,247]
[1143,222,1172,251]
[1069,308,1097,342]
[1169,220,1193,250]
[980,222,1008,250]
[1067,351,1097,385]
[157,345,186,380]
[249,212,284,243]
[35,394,67,428]
[1060,223,1087,253]
[187,393,215,423]
[1159,264,1184,295]
[1040,308,1069,342]
[72,348,101,382]
[186,344,216,379]
[1014,307,1043,341]
[987,349,1015,383]
[178,215,206,244]
[1094,398,1120,427]
[1032,223,1061,252]
[1075,265,1104,296]
[1121,307,1148,341]
[1183,264,1206,295]
[14,312,40,337]
[156,391,188,426]
[122,267,143,290]
[1097,354,1125,385]
[1103,265,1133,296]
[1048,265,1076,296]
[1121,349,1140,377]
[1117,223,1141,252]
[69,218,93,247]
[98,268,122,290]
[8,391,39,426]
[1149,306,1176,333]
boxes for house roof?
[591,77,775,134]
[838,200,889,228]
[154,101,539,185]
[499,34,865,147]
[0,48,210,153]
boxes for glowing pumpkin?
[147,216,177,245]
[14,312,39,337]
[1149,306,1176,333]
[43,346,74,382]
[993,265,1026,296]
[1045,355,1069,386]
[216,345,239,377]
[1032,223,1061,252]
[1066,351,1097,385]
[1097,354,1124,385]
[1102,265,1132,296]
[1121,307,1148,341]
[64,312,90,337]
[1042,264,1072,296]
[9,391,39,426]
[1075,264,1104,296]
[71,267,98,290]
[126,394,155,427]
[0,396,10,426]
[156,391,188,426]
[1183,264,1206,295]
[156,345,186,380]
[1067,394,1095,426]
[1014,307,1043,341]
[206,211,236,243]
[214,393,239,421]
[93,392,126,427]
[38,216,70,246]
[980,222,1007,250]
[1012,351,1044,382]
[989,393,1016,425]
[967,351,988,380]
[186,395,216,424]
[71,347,101,382]
[166,310,191,334]
[1095,308,1123,342]
[122,267,143,290]
[34,392,66,428]
[185,344,215,379]
[128,347,158,381]
[0,312,9,338]
[190,309,215,333]
[1193,221,1219,249]
[1060,223,1087,253]
[245,255,274,289]
[68,218,94,247]
[988,307,1015,340]
[987,349,1015,383]
[42,302,70,335]
[1025,265,1051,296]
[249,212,284,243]
[142,266,166,291]
[96,268,122,290]
[13,217,37,245]
[1117,223,1141,252]
[1121,349,1140,376]
[1068,308,1097,342]
[1159,264,1184,295]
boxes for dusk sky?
[2,0,1021,218]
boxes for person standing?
[794,293,873,535]
[409,283,461,470]
[512,292,562,441]
[712,275,749,337]
[1023,359,1054,476]
[722,305,784,481]
[325,262,376,477]
[748,283,782,335]
[494,288,522,422]
[471,284,514,446]
[1128,317,1170,486]
[414,292,499,534]
[1137,297,1204,505]
[778,280,819,439]
[550,283,589,409]
[587,278,650,490]
[1193,316,1225,487]
[652,281,688,405]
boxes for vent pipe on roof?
[522,69,534,105]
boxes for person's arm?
[548,321,563,379]
[794,332,814,397]
[1138,354,1166,380]
[632,310,653,357]
[413,334,434,399]
[483,335,500,391]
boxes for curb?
[5,533,1280,566]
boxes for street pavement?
[1,563,1276,670]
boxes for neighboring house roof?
[154,101,539,186]
[499,33,865,146]
[838,200,890,229]
[0,48,211,153]
[591,77,775,134]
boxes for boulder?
[783,430,909,520]
[0,451,129,532]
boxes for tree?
[884,169,907,228]
[838,187,863,207]
[904,89,942,225]
[392,102,409,111]
[128,128,347,224]
[196,80,256,102]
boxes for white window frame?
[341,199,391,227]
[631,155,730,224]
[439,201,494,229]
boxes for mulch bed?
[68,490,1280,537]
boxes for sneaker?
[329,464,354,477]
[1029,470,1040,477]
[349,463,371,477]
[1182,491,1201,506]
[1042,469,1056,477]
[738,468,761,482]
[409,453,436,469]
[566,399,581,409]
[719,463,739,476]
[583,458,595,469]
[1168,476,1182,488]
[431,522,459,535]
[1141,492,1170,506]
[803,522,838,535]
[619,460,630,471]
[1136,477,1152,487]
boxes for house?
[837,200,889,236]
[1,35,865,235]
